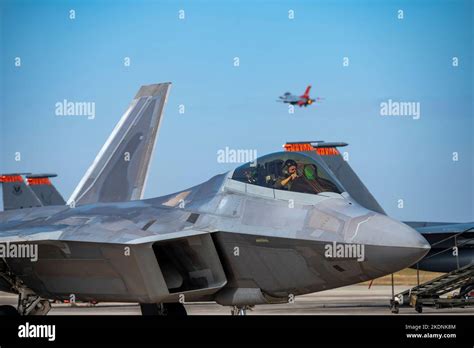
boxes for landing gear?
[390,295,402,314]
[0,273,51,316]
[231,305,253,316]
[140,303,187,316]
[459,284,474,299]
[390,301,399,314]
[18,288,51,315]
[0,290,51,316]
[0,305,19,316]
[17,289,51,316]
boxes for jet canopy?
[231,151,344,196]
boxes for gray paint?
[0,170,430,305]
[0,83,432,310]
[67,83,170,206]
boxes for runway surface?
[1,285,472,315]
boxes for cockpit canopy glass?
[231,152,344,195]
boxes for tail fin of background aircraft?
[67,82,171,206]
[284,141,386,215]
[302,85,312,98]
[26,173,65,206]
[0,173,43,211]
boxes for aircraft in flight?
[277,85,323,107]
[0,82,459,317]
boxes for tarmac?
[1,285,473,315]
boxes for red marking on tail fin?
[283,143,314,152]
[283,143,340,156]
[27,177,51,186]
[0,175,23,183]
[301,85,312,98]
[316,148,339,156]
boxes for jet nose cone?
[350,214,431,275]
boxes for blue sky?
[0,0,472,221]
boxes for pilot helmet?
[283,159,297,169]
[304,165,317,180]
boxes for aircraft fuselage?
[0,172,430,306]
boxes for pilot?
[278,163,326,194]
[296,164,338,194]
[275,159,298,190]
[290,164,324,194]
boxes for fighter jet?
[0,173,65,211]
[283,142,474,275]
[0,83,431,316]
[277,85,322,107]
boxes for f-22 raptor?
[0,83,431,316]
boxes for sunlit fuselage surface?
[0,151,430,308]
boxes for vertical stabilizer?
[26,173,65,206]
[67,83,171,206]
[0,173,43,211]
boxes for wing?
[404,221,474,272]
[0,201,227,302]
[405,221,474,249]
[405,221,474,234]
[284,95,300,103]
[67,83,171,206]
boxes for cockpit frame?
[230,151,346,197]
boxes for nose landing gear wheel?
[140,303,187,316]
[0,305,19,316]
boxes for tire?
[163,303,187,316]
[391,304,399,314]
[140,303,163,315]
[140,303,187,316]
[460,284,474,298]
[0,305,19,316]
